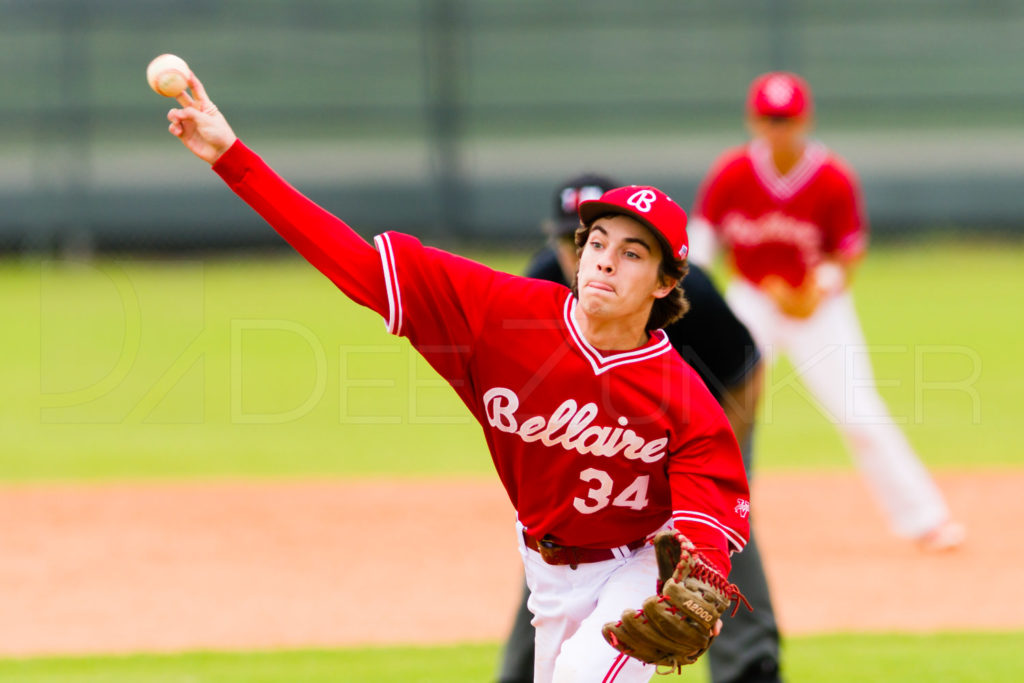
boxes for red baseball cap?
[577,185,689,260]
[747,71,812,118]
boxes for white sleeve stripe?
[372,234,394,332]
[673,514,745,550]
[374,233,402,336]
[672,512,747,552]
[672,515,730,547]
[674,509,746,539]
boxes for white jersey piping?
[672,509,747,553]
[562,294,673,376]
[749,139,828,201]
[374,232,403,336]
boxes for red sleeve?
[212,140,389,316]
[823,159,869,260]
[374,231,511,399]
[667,380,750,576]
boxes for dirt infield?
[1,471,1020,657]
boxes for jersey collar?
[563,293,672,376]
[749,138,827,201]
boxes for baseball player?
[686,71,964,551]
[163,72,750,682]
[497,174,781,683]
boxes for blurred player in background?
[497,174,782,683]
[685,71,964,551]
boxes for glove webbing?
[678,550,753,618]
[657,543,752,617]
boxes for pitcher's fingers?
[167,107,191,123]
[175,89,196,109]
[188,73,214,112]
[167,107,200,128]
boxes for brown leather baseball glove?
[602,530,750,672]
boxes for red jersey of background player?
[215,142,749,569]
[694,138,868,287]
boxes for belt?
[522,530,647,569]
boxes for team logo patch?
[734,498,750,518]
[626,189,657,213]
[763,75,795,108]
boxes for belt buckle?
[537,536,563,564]
[538,536,580,569]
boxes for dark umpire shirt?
[524,247,760,401]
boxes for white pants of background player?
[516,520,664,683]
[725,279,950,538]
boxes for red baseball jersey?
[694,139,868,287]
[214,141,750,570]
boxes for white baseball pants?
[725,279,950,537]
[516,521,663,683]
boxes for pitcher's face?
[575,214,673,322]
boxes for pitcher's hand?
[167,72,237,164]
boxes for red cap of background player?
[747,71,812,118]
[578,185,689,261]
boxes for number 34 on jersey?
[484,387,663,515]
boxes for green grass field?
[0,239,1020,480]
[2,239,1022,681]
[1,633,1021,683]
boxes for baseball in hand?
[146,54,191,97]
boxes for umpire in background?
[497,174,782,683]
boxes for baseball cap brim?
[577,201,675,259]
